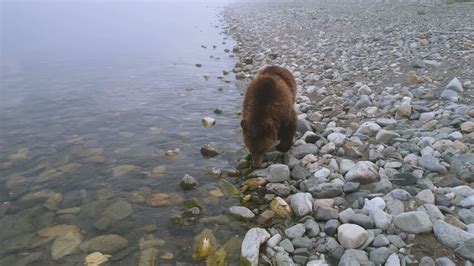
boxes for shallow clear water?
[1,1,247,264]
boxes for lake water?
[0,1,248,264]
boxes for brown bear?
[241,65,297,167]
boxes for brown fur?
[241,66,297,167]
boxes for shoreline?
[224,0,474,265]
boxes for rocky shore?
[224,0,474,265]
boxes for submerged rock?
[192,229,217,260]
[79,234,129,254]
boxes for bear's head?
[241,119,277,168]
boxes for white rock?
[241,228,271,266]
[201,117,216,127]
[314,168,331,179]
[385,253,401,266]
[416,189,435,204]
[363,197,386,212]
[327,132,346,146]
[266,234,282,248]
[337,224,368,249]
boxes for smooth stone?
[80,234,129,254]
[51,232,82,260]
[372,234,390,247]
[304,219,320,237]
[445,78,463,93]
[289,193,313,217]
[337,224,368,249]
[375,130,401,144]
[241,228,270,266]
[393,211,433,234]
[433,220,474,249]
[419,256,435,266]
[370,209,393,230]
[385,253,401,266]
[279,238,294,253]
[285,224,306,239]
[418,155,447,173]
[455,237,474,261]
[290,144,318,159]
[345,161,379,184]
[369,247,391,264]
[416,189,435,204]
[435,257,456,266]
[266,164,290,183]
[339,249,372,266]
[229,206,255,221]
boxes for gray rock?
[390,172,418,186]
[440,89,459,101]
[393,211,433,234]
[241,228,270,266]
[289,193,313,217]
[417,204,445,222]
[389,189,412,201]
[285,223,306,239]
[337,224,368,249]
[229,206,255,221]
[445,78,463,93]
[374,179,393,194]
[345,161,379,184]
[279,238,295,253]
[80,234,129,254]
[291,237,313,248]
[369,247,391,264]
[297,118,313,133]
[433,220,474,249]
[416,189,435,204]
[339,249,373,266]
[460,196,474,208]
[179,174,197,190]
[459,209,474,224]
[326,237,345,260]
[266,183,291,197]
[304,219,320,237]
[375,130,401,144]
[419,112,436,121]
[419,256,435,266]
[349,213,374,229]
[339,208,355,224]
[291,144,318,159]
[324,219,340,236]
[355,95,372,109]
[343,182,360,193]
[291,164,311,180]
[385,253,400,266]
[372,234,390,247]
[356,122,382,136]
[369,209,393,230]
[386,198,405,215]
[266,164,290,183]
[339,159,355,175]
[375,118,397,127]
[455,237,474,261]
[267,234,282,248]
[387,235,406,248]
[328,132,346,146]
[315,207,339,221]
[435,257,456,266]
[418,155,447,173]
